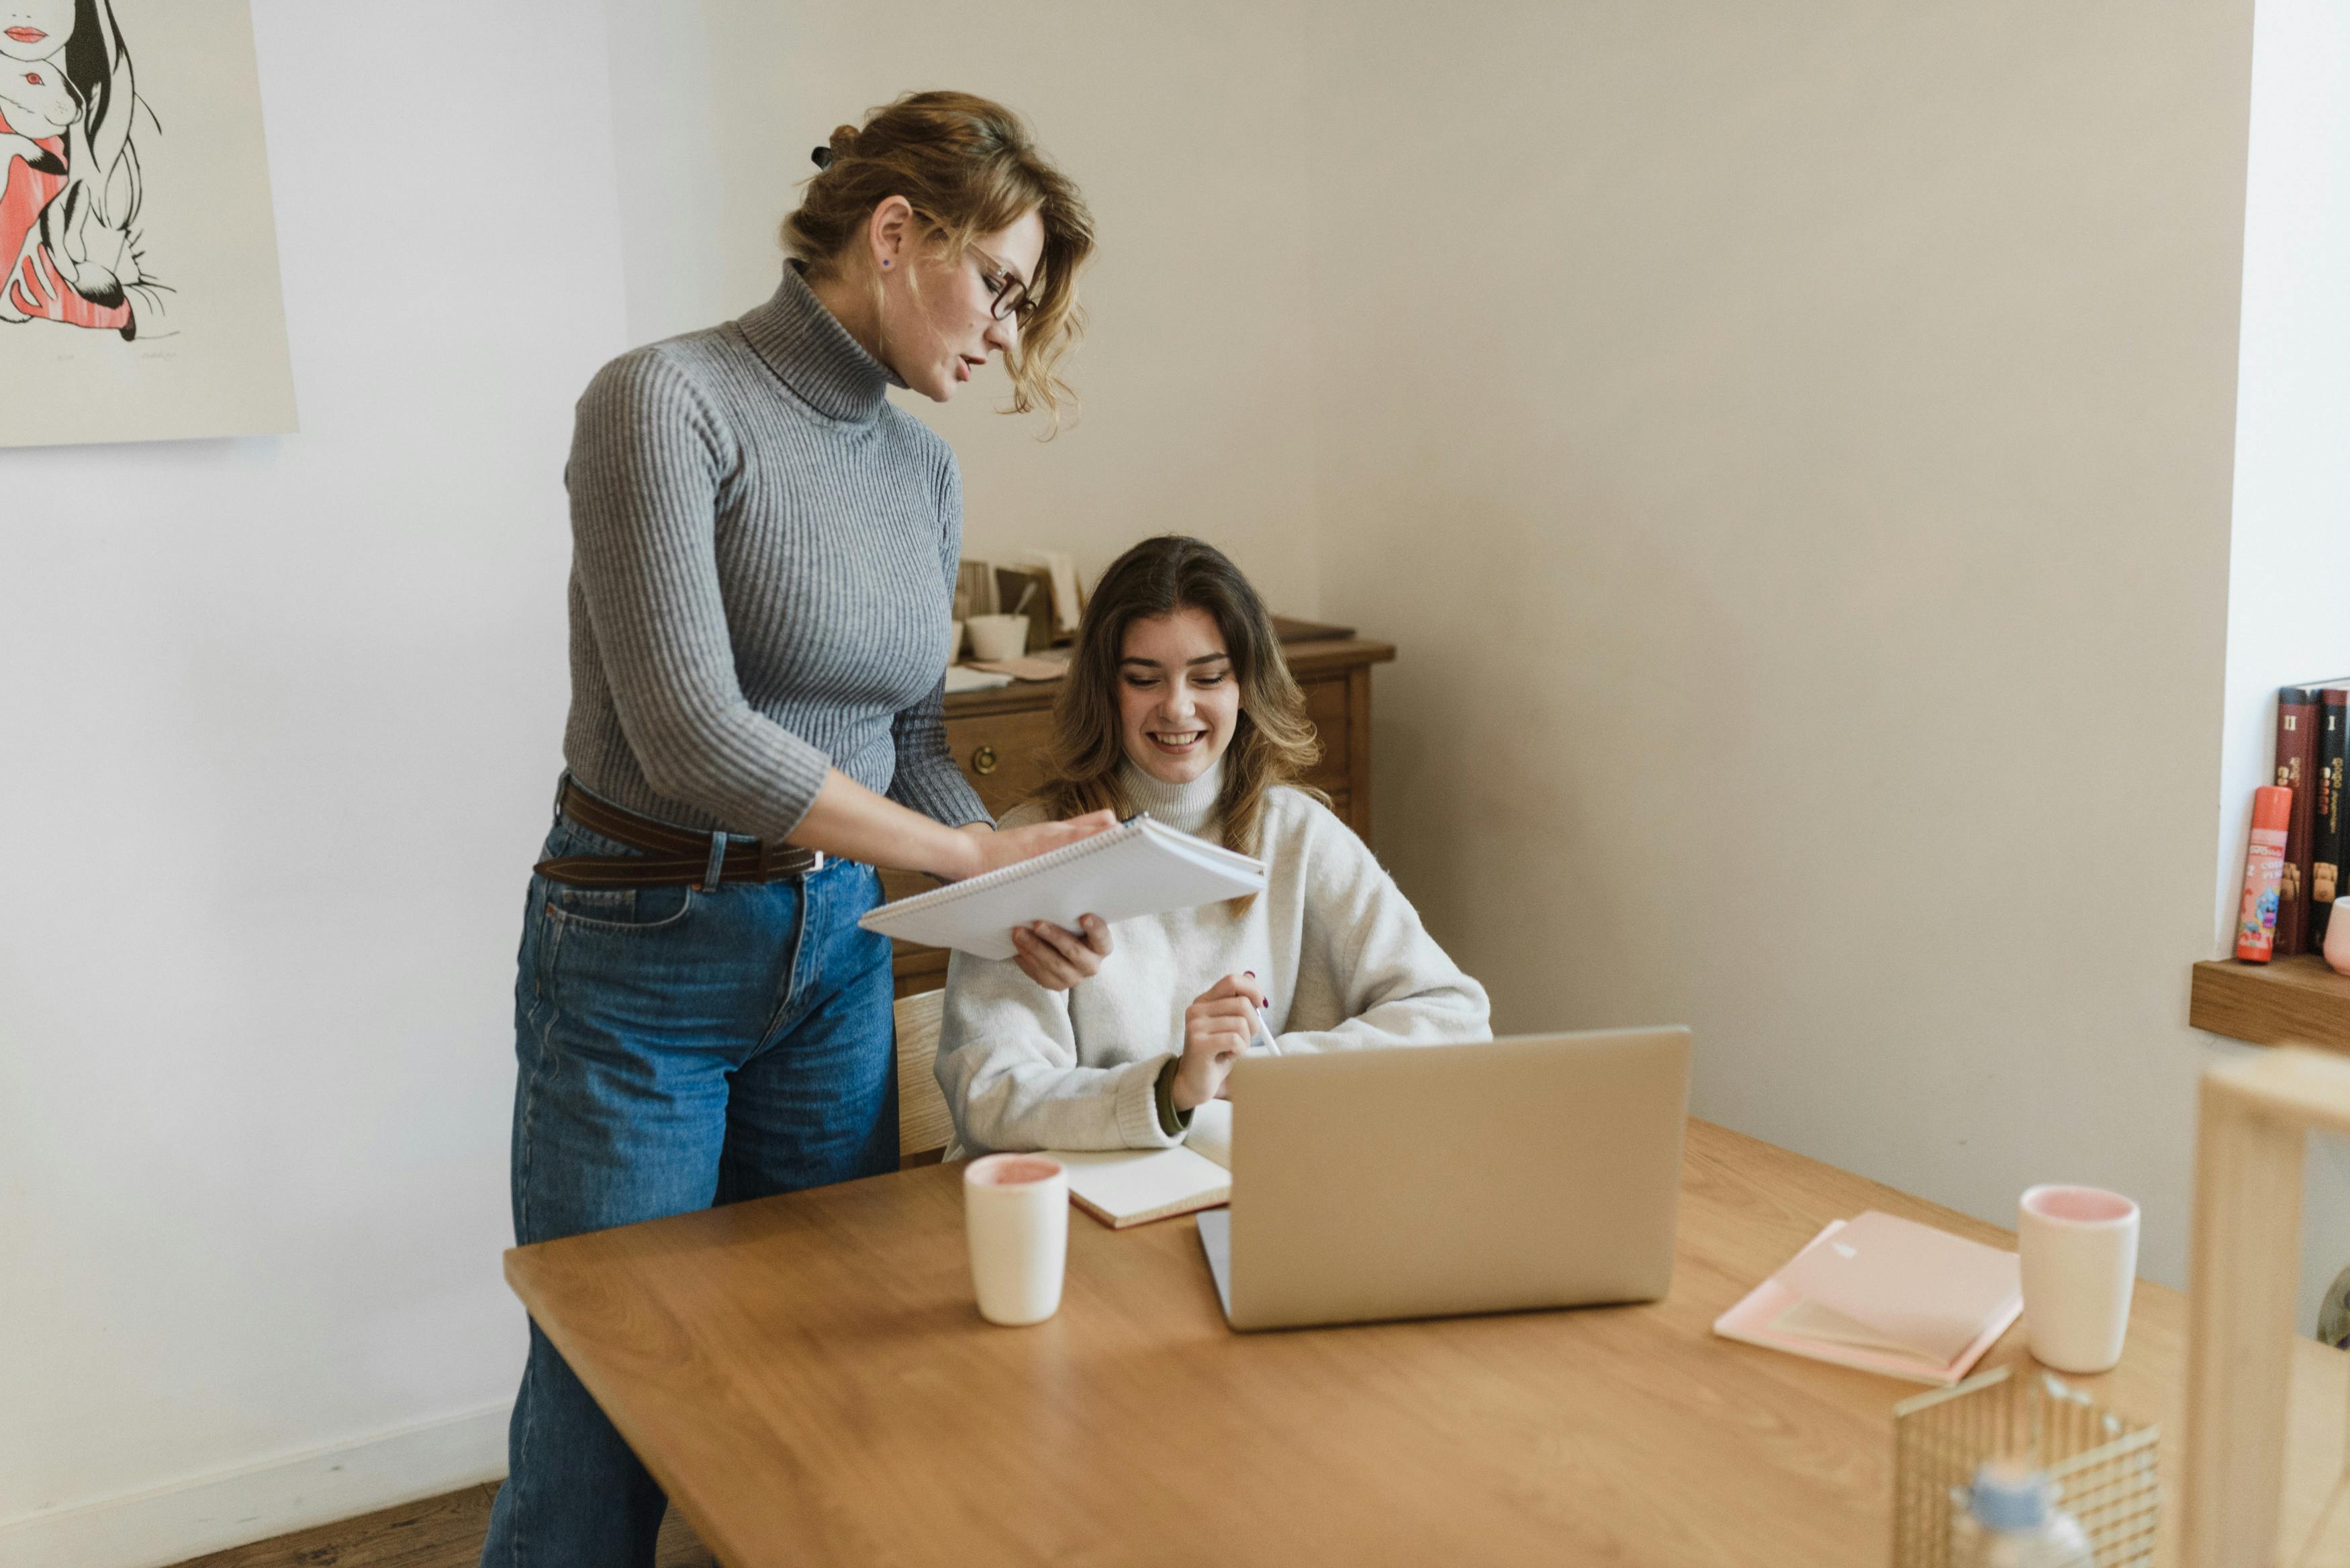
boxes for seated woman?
[936,534,1491,1155]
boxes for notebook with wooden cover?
[1711,1210,2022,1385]
[1051,1101,1232,1228]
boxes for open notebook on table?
[1049,1100,1233,1228]
[1711,1210,2022,1385]
[859,816,1265,961]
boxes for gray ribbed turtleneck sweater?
[559,266,989,842]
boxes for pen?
[1250,998,1278,1055]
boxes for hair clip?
[810,146,833,170]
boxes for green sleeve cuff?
[1154,1057,1194,1138]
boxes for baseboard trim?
[0,1402,511,1568]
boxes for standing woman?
[483,92,1113,1567]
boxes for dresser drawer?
[943,706,1061,820]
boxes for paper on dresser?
[1010,549,1086,633]
[943,665,1015,693]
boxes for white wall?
[2215,0,2350,1336]
[680,0,1323,616]
[600,0,728,348]
[0,0,629,1560]
[1303,0,2257,1294]
[4,3,1331,1561]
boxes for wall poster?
[1,0,296,449]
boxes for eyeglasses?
[968,245,1037,325]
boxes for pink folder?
[1711,1212,2022,1386]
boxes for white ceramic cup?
[963,1153,1068,1326]
[966,613,1029,661]
[2018,1184,2140,1374]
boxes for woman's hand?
[1171,973,1268,1112]
[953,814,1118,992]
[961,810,1117,877]
[1009,914,1112,991]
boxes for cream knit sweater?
[935,763,1492,1155]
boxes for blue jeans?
[481,803,898,1567]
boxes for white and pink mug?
[2018,1185,2139,1374]
[963,1153,1068,1326]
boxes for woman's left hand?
[1009,915,1112,991]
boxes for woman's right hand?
[1172,973,1268,1112]
[961,810,1118,877]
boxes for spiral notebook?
[859,816,1266,961]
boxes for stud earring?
[882,259,891,268]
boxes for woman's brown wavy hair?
[1037,537,1323,855]
[784,91,1093,433]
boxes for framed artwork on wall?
[0,0,296,448]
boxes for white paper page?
[1186,1099,1233,1170]
[861,819,1265,960]
[1051,1144,1231,1224]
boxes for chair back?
[894,988,952,1166]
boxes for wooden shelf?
[2190,954,2350,1052]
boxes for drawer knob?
[972,744,1000,775]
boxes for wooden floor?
[169,1484,716,1568]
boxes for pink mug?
[963,1154,1068,1326]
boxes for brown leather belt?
[536,779,826,889]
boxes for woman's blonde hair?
[1038,537,1323,856]
[784,91,1093,432]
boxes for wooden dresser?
[886,636,1396,996]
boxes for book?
[2318,688,2349,948]
[2275,683,2339,955]
[1711,1211,2022,1385]
[1052,1101,1233,1228]
[858,816,1266,961]
[1008,549,1086,635]
[953,559,996,620]
[942,665,1014,694]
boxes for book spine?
[2275,686,2324,955]
[2318,690,2349,948]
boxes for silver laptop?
[1196,1028,1691,1330]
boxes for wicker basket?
[1891,1365,2159,1567]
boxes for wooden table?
[506,1122,2343,1567]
